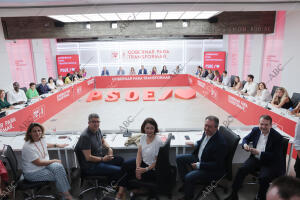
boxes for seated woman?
[206,69,215,80]
[213,70,221,83]
[21,123,73,200]
[161,65,168,74]
[117,118,164,199]
[129,67,136,75]
[271,87,293,109]
[0,90,14,111]
[232,76,243,91]
[255,82,272,102]
[56,75,64,87]
[151,66,157,75]
[26,83,39,99]
[291,102,300,116]
[64,73,72,84]
[195,66,202,77]
[47,77,57,90]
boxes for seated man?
[7,82,27,105]
[117,67,125,75]
[101,67,110,76]
[267,176,300,200]
[74,113,123,182]
[138,65,147,75]
[176,116,228,200]
[240,74,258,96]
[225,115,284,200]
[37,78,51,95]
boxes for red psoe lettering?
[105,91,120,102]
[125,90,139,101]
[143,90,155,101]
[158,89,173,101]
[86,91,102,102]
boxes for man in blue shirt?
[138,65,147,75]
[37,78,51,95]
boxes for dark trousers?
[120,158,156,187]
[295,156,300,179]
[83,155,124,183]
[232,156,280,200]
[176,154,224,200]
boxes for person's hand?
[52,159,61,164]
[191,163,197,170]
[243,144,250,151]
[185,141,194,147]
[135,167,147,179]
[57,143,68,148]
[102,155,114,162]
[250,148,260,155]
[108,147,113,156]
[135,170,142,180]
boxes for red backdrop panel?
[203,51,226,74]
[56,55,79,77]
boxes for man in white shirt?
[240,74,258,96]
[225,115,284,200]
[176,116,228,200]
[222,70,231,86]
[7,82,27,105]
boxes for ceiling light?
[86,22,91,29]
[182,20,188,28]
[151,12,167,20]
[111,22,118,29]
[195,11,221,19]
[134,12,150,20]
[83,14,105,21]
[165,12,184,20]
[100,13,120,21]
[156,21,163,28]
[117,13,135,20]
[48,15,75,22]
[67,15,90,22]
[180,11,200,19]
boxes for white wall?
[32,39,48,82]
[0,19,13,91]
[281,10,300,95]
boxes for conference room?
[0,1,300,200]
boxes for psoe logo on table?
[57,89,71,102]
[197,80,206,88]
[33,105,45,121]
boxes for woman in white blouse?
[47,77,57,90]
[255,82,272,102]
[22,123,73,200]
[116,118,163,199]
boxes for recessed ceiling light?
[48,15,75,22]
[156,21,163,28]
[165,12,184,20]
[151,12,167,20]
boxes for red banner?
[189,75,297,157]
[203,51,226,74]
[95,74,190,88]
[0,79,94,132]
[56,55,79,77]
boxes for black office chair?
[2,145,57,200]
[20,87,27,94]
[291,92,300,108]
[271,86,279,98]
[248,136,289,185]
[242,80,247,88]
[230,75,235,87]
[194,126,241,200]
[129,133,176,200]
[74,150,110,199]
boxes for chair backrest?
[230,75,235,87]
[271,85,279,97]
[242,80,247,88]
[291,93,300,108]
[155,133,173,191]
[280,136,289,175]
[219,126,241,181]
[20,87,27,93]
[3,145,20,182]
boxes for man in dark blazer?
[225,115,284,200]
[176,116,228,200]
[138,65,147,75]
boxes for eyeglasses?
[90,121,100,123]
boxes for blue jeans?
[82,155,124,182]
[176,154,224,199]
